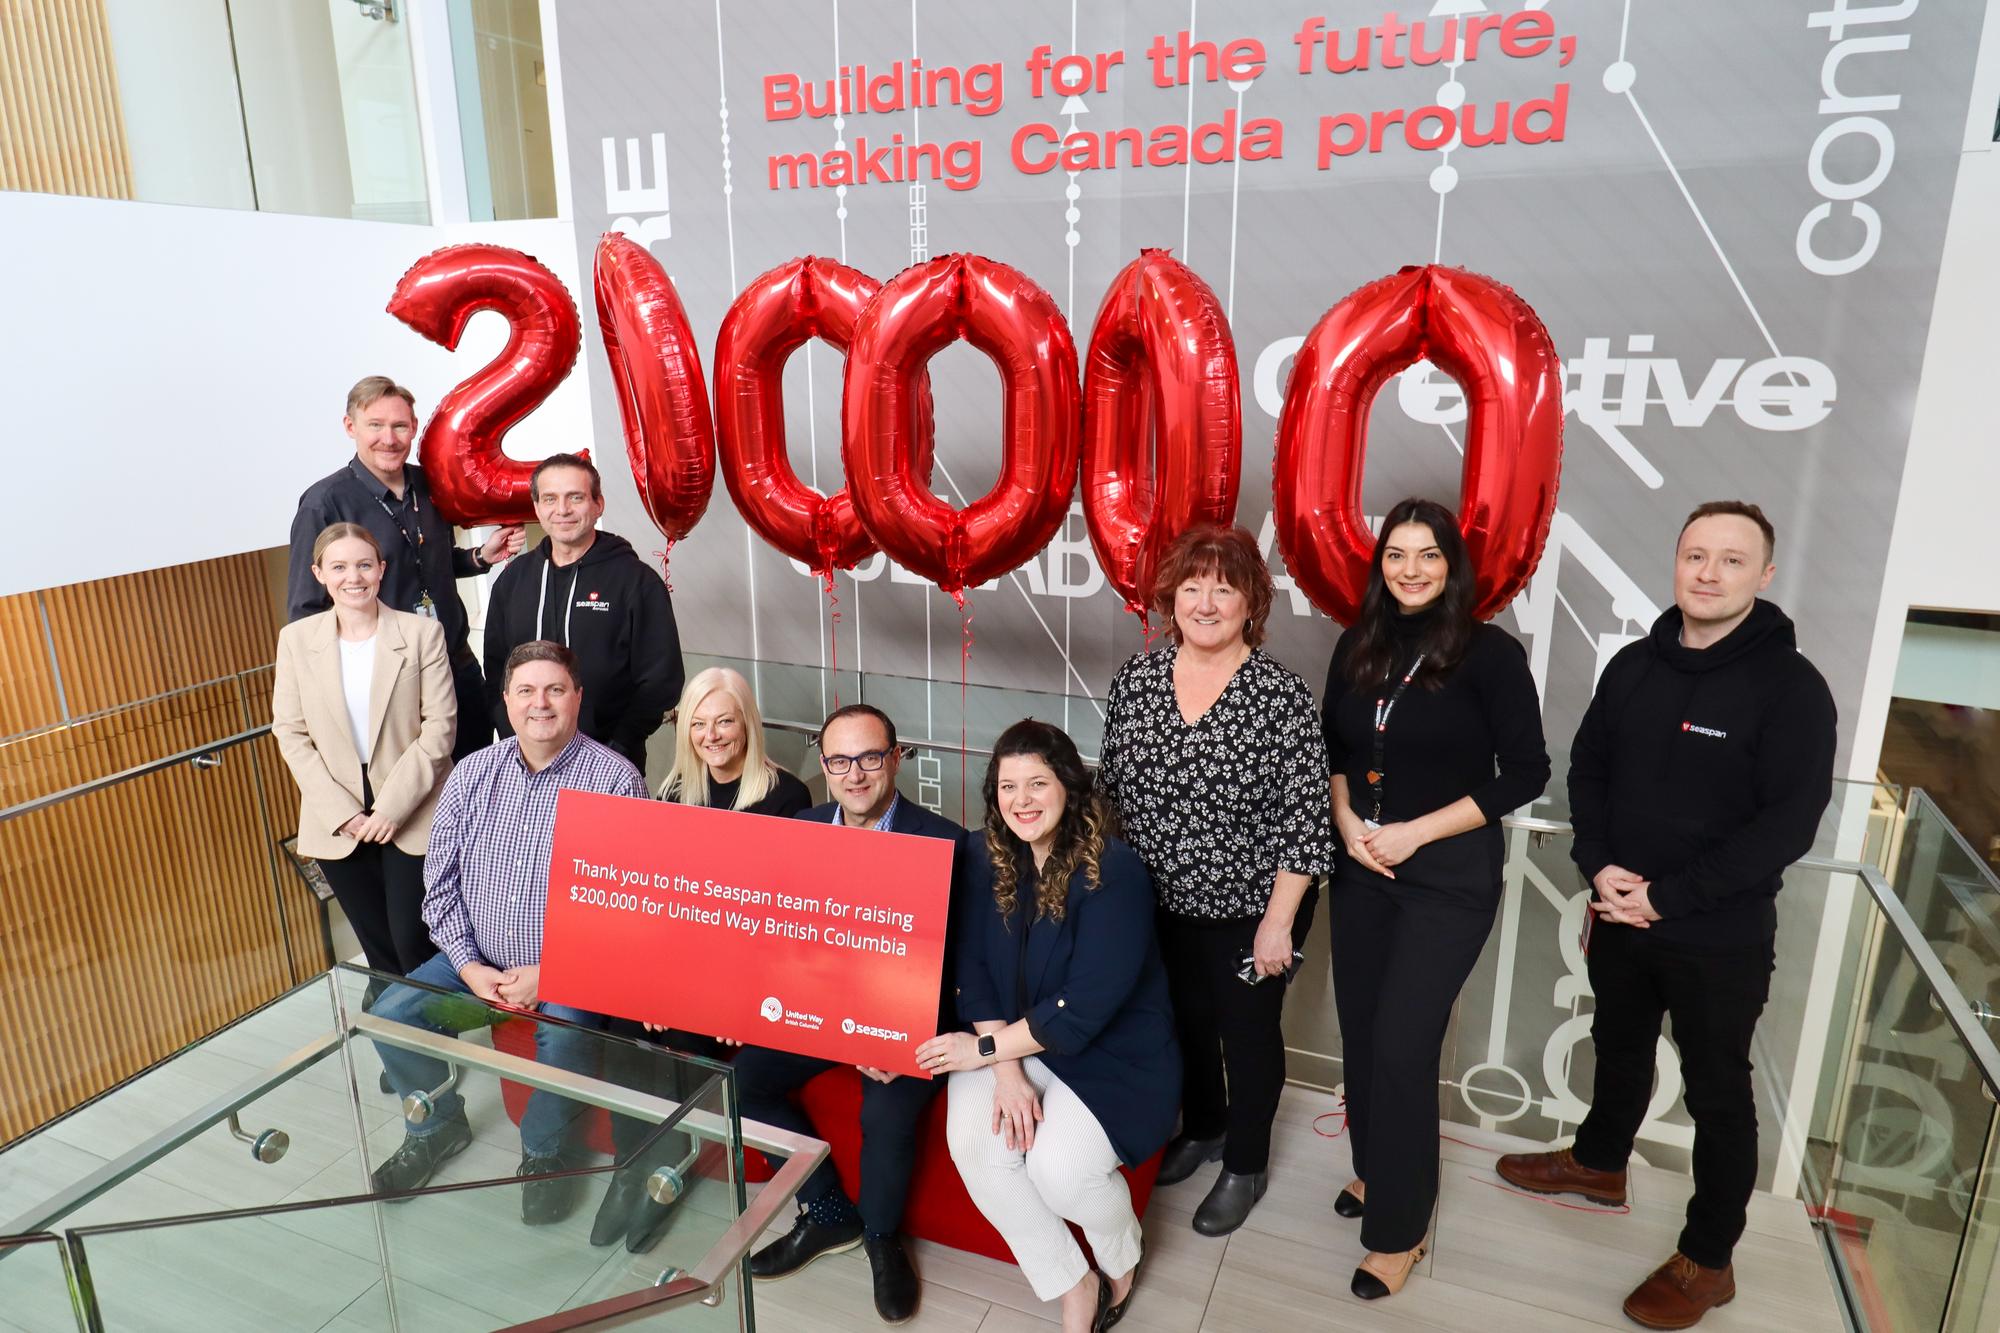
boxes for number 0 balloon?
[1273,264,1564,624]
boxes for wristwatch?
[976,1034,997,1063]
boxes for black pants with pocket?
[1571,921,1775,1270]
[1328,866,1498,1253]
[1157,888,1318,1175]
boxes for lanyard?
[1366,653,1425,822]
[373,486,439,618]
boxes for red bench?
[492,1022,1162,1264]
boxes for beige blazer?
[272,608,456,859]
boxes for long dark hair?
[1341,497,1476,689]
[981,720,1110,923]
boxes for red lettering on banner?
[539,792,955,1078]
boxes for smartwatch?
[976,1034,997,1062]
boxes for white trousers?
[945,1056,1144,1302]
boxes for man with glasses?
[733,703,965,1325]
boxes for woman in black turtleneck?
[1320,497,1550,1301]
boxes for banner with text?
[539,792,956,1077]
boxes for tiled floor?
[1,981,1845,1331]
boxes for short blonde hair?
[662,667,778,811]
[346,376,416,419]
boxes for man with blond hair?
[287,376,523,758]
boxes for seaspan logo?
[575,592,613,612]
[843,1017,909,1043]
[1682,721,1728,739]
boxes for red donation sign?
[539,790,955,1077]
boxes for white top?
[338,635,377,765]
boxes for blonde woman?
[659,666,812,816]
[272,522,456,976]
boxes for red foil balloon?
[387,244,581,527]
[842,255,1081,596]
[1081,248,1242,617]
[1273,264,1564,623]
[714,257,935,574]
[594,233,716,543]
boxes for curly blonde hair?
[982,720,1109,923]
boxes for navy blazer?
[797,797,967,1033]
[954,834,1181,1165]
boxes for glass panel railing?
[0,1231,85,1332]
[1891,790,2000,1007]
[1809,865,2000,1333]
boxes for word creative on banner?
[538,791,957,1078]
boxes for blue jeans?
[370,953,609,1159]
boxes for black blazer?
[796,797,967,1034]
[954,834,1181,1166]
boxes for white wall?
[0,192,591,596]
[229,3,355,219]
[1848,139,2000,781]
[101,0,256,211]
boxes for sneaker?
[519,1151,584,1225]
[369,1114,473,1197]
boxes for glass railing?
[0,963,825,1329]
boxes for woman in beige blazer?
[273,522,457,974]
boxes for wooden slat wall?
[0,552,321,1144]
[0,0,136,199]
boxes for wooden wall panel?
[0,550,318,1144]
[0,0,135,199]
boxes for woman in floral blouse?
[1097,524,1336,1237]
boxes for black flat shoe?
[1087,1268,1115,1331]
[1192,1169,1268,1236]
[1351,1244,1425,1300]
[590,1169,647,1246]
[1155,1133,1225,1186]
[865,1233,920,1323]
[1334,1184,1365,1219]
[748,1212,864,1280]
[624,1194,676,1254]
[1098,1261,1139,1330]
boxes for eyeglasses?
[820,749,891,775]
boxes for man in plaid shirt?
[369,640,647,1224]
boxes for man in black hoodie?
[1497,501,1836,1330]
[483,454,683,773]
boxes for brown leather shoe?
[1622,1252,1734,1329]
[1493,1147,1628,1205]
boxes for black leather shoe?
[1155,1133,1225,1186]
[369,1113,472,1197]
[1334,1183,1365,1219]
[1086,1268,1114,1331]
[590,1169,647,1246]
[1191,1169,1268,1236]
[865,1233,920,1323]
[625,1193,677,1254]
[519,1153,584,1225]
[748,1212,864,1279]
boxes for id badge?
[1363,818,1381,832]
[416,591,439,620]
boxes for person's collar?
[347,455,405,501]
[833,790,901,830]
[515,730,585,775]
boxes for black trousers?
[1157,890,1317,1175]
[732,1045,941,1235]
[449,648,491,761]
[598,1019,725,1169]
[1572,922,1775,1270]
[316,842,432,975]
[1328,867,1497,1253]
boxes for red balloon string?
[958,599,973,827]
[821,571,842,709]
[653,539,676,594]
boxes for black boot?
[1191,1169,1267,1236]
[1155,1133,1225,1186]
[865,1233,920,1323]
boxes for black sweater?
[1323,613,1551,897]
[484,531,684,768]
[1569,600,1836,949]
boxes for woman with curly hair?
[916,720,1179,1333]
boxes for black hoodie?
[1568,599,1836,949]
[483,530,684,768]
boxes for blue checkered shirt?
[421,732,647,971]
[830,792,902,831]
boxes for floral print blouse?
[1098,645,1336,920]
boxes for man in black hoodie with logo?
[484,454,683,773]
[1497,501,1836,1330]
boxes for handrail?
[0,664,271,750]
[1857,860,2000,1096]
[0,724,273,825]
